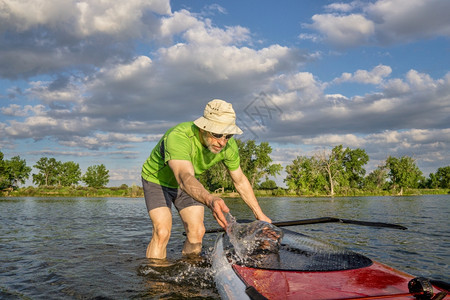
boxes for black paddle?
[201,217,407,234]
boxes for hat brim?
[194,117,243,135]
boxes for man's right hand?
[207,196,230,229]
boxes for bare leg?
[179,205,205,256]
[146,207,172,259]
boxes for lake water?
[1,195,449,299]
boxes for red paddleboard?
[212,228,449,300]
[233,261,449,299]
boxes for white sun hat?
[193,99,243,135]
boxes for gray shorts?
[142,177,203,212]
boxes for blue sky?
[1,0,449,187]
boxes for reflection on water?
[0,195,449,299]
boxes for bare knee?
[185,224,205,243]
[153,227,171,243]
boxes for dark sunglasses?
[209,132,234,140]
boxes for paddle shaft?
[272,217,408,230]
[203,217,407,234]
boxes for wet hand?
[208,196,230,229]
[257,214,272,224]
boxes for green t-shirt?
[141,122,240,188]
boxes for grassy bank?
[2,185,144,198]
[1,186,448,198]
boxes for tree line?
[1,142,449,196]
[0,152,109,190]
[200,142,449,196]
[283,145,449,196]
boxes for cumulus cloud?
[109,168,142,184]
[1,104,39,117]
[333,64,392,84]
[59,133,160,150]
[325,2,359,13]
[275,72,324,108]
[304,0,450,47]
[0,0,171,78]
[1,0,449,184]
[303,133,365,147]
[307,13,375,48]
[0,0,170,36]
[160,9,199,37]
[366,0,450,43]
[250,69,450,144]
[0,6,308,150]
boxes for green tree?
[385,156,423,195]
[430,166,450,188]
[0,152,8,189]
[259,179,277,190]
[82,164,109,188]
[343,148,369,188]
[426,172,440,189]
[285,156,326,195]
[199,162,232,192]
[364,165,388,191]
[237,140,282,188]
[57,161,81,186]
[316,145,346,196]
[33,157,61,186]
[4,156,32,189]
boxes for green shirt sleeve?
[164,127,193,163]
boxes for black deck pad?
[223,228,372,271]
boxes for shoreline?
[1,187,448,198]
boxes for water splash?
[224,213,284,265]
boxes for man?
[141,99,271,259]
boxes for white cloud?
[0,0,74,32]
[298,33,322,43]
[27,80,83,105]
[259,70,449,144]
[333,64,392,84]
[201,4,227,16]
[276,72,324,106]
[159,43,293,82]
[1,0,171,37]
[160,9,199,37]
[381,78,410,96]
[109,168,141,183]
[303,133,365,147]
[1,104,36,117]
[307,14,374,48]
[97,56,153,82]
[59,133,158,150]
[366,0,450,43]
[405,70,439,90]
[0,0,170,79]
[325,1,362,13]
[305,0,450,47]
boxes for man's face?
[200,130,232,154]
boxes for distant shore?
[1,186,449,198]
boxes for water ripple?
[1,195,448,299]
